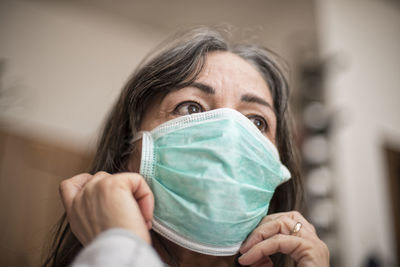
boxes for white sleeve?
[71,228,165,267]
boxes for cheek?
[140,109,158,131]
[139,93,167,131]
[268,118,278,145]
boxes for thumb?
[59,173,93,214]
[116,173,154,228]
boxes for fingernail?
[239,242,249,254]
[238,254,246,264]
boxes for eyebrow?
[189,82,274,111]
[241,94,275,112]
[191,82,215,94]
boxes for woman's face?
[130,51,277,172]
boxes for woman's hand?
[238,211,329,267]
[59,171,154,245]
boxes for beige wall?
[316,0,400,266]
[0,129,93,266]
[0,0,168,151]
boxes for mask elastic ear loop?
[132,131,144,143]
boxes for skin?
[60,51,329,267]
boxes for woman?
[43,27,329,267]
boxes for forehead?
[197,51,273,104]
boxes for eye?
[173,101,204,115]
[247,115,268,132]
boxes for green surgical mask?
[134,108,291,256]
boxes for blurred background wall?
[316,1,400,267]
[0,0,399,266]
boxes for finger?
[260,211,316,234]
[59,173,93,213]
[249,255,273,267]
[239,234,309,265]
[240,216,312,254]
[83,171,112,190]
[115,173,154,226]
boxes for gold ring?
[291,222,302,235]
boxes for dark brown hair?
[42,27,302,267]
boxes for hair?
[42,27,302,267]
